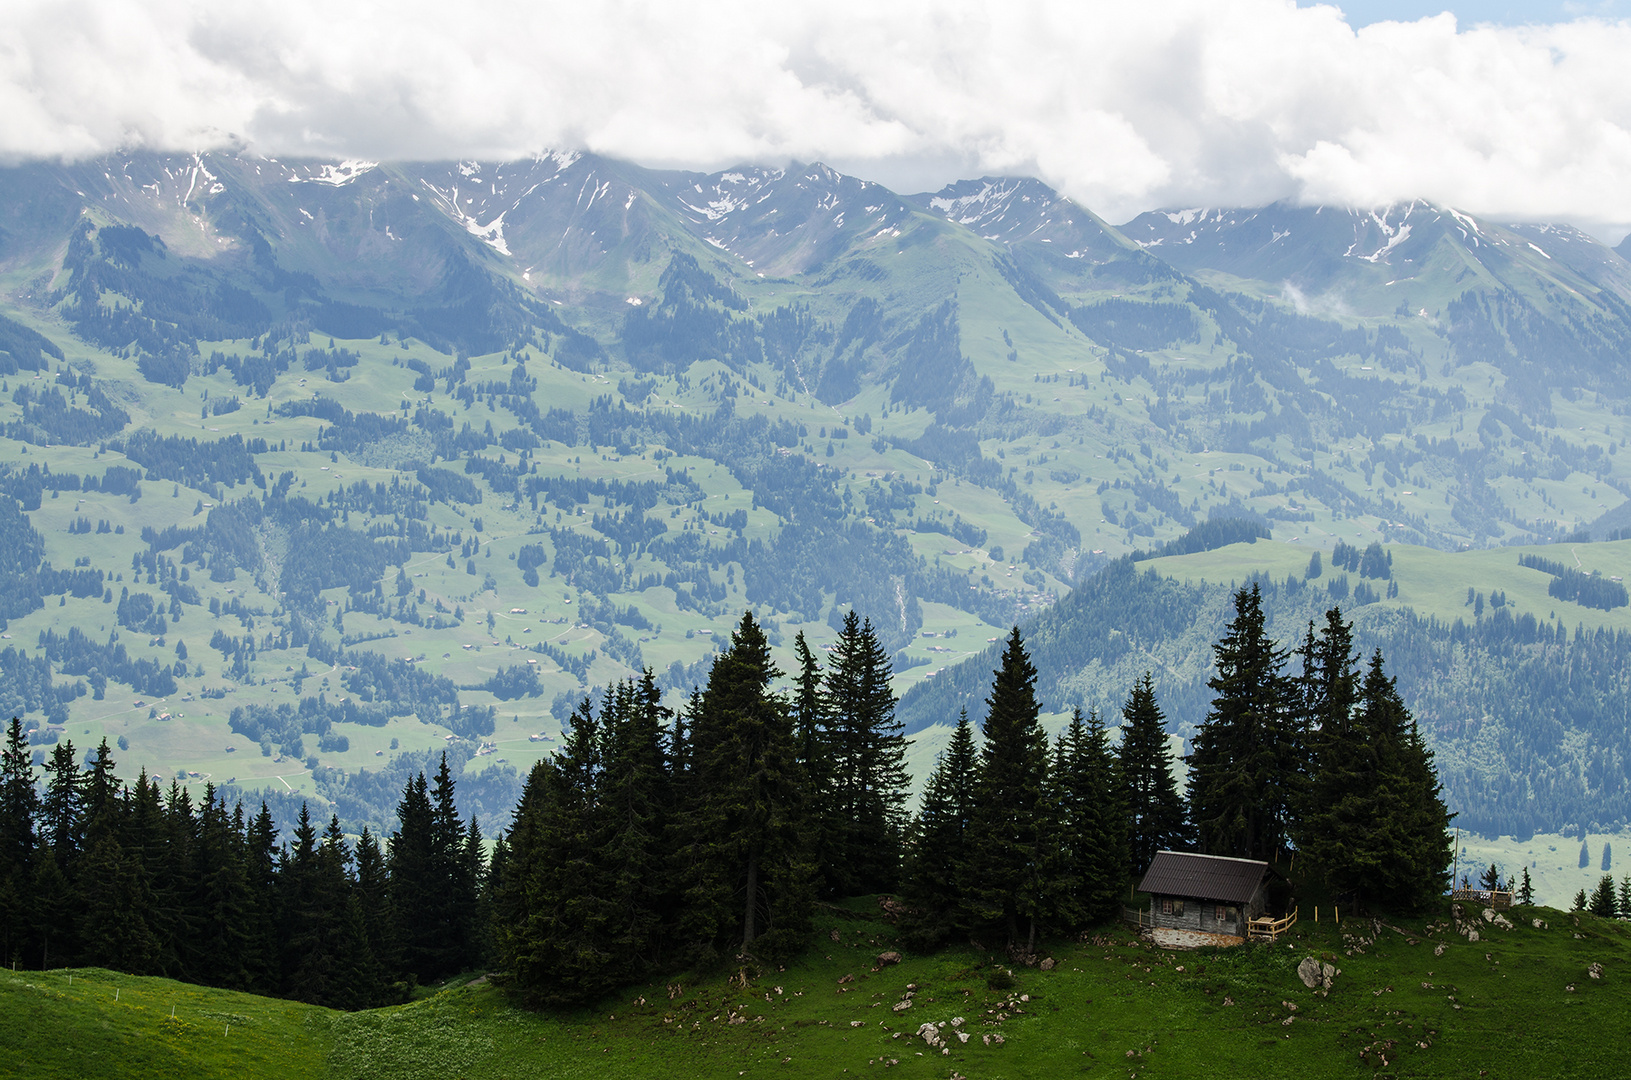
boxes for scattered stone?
[1434,943,1446,956]
[838,974,854,985]
[891,1000,912,1012]
[1296,957,1340,990]
[1532,918,1547,930]
[1039,957,1056,971]
[830,929,842,942]
[1566,984,1576,993]
[876,951,902,967]
[1588,962,1604,980]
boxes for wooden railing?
[1248,907,1298,941]
[1122,906,1155,929]
[1451,888,1514,910]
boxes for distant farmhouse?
[1136,851,1283,940]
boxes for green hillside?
[3,151,1631,850]
[8,898,1629,1079]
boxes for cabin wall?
[1151,895,1248,936]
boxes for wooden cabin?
[1136,851,1273,938]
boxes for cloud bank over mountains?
[4,0,1631,228]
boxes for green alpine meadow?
[3,130,1631,1078]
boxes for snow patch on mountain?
[292,160,379,186]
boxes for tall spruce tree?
[599,672,673,983]
[387,771,438,981]
[677,612,812,958]
[1052,708,1128,929]
[1118,673,1187,873]
[900,710,978,948]
[1188,584,1298,859]
[823,612,910,895]
[0,717,35,965]
[1589,874,1617,917]
[1301,651,1453,910]
[510,697,619,1005]
[192,788,252,989]
[428,754,479,976]
[0,717,35,878]
[965,628,1054,954]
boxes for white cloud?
[3,0,1631,228]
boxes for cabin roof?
[1138,851,1269,905]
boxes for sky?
[3,0,1631,234]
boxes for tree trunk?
[742,854,759,949]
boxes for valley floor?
[7,898,1627,1080]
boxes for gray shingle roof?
[1138,851,1269,904]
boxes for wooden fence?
[1247,907,1299,941]
[1122,906,1155,929]
[1451,888,1514,910]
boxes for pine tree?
[0,716,36,879]
[1618,875,1631,919]
[0,717,35,966]
[387,771,437,981]
[677,612,812,959]
[510,699,618,1004]
[1335,653,1454,910]
[78,823,160,974]
[965,628,1053,954]
[1118,673,1186,873]
[27,846,77,968]
[428,754,478,976]
[1572,888,1588,912]
[1589,874,1617,918]
[1518,865,1535,905]
[192,788,252,989]
[1051,708,1128,929]
[598,672,672,983]
[40,741,86,866]
[1478,863,1501,891]
[353,826,401,1003]
[900,710,978,948]
[1188,585,1297,859]
[242,802,281,993]
[823,612,910,895]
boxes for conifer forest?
[0,591,1454,1010]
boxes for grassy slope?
[0,966,334,1079]
[9,899,1629,1080]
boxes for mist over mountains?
[2,149,1630,849]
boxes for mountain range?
[2,149,1629,866]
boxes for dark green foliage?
[964,629,1054,953]
[1117,673,1188,873]
[388,756,480,982]
[899,711,978,948]
[0,311,64,374]
[819,612,910,896]
[1188,585,1300,859]
[1518,865,1535,905]
[1519,553,1630,610]
[1132,516,1270,562]
[1589,874,1617,917]
[679,613,813,957]
[1050,708,1128,929]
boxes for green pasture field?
[7,897,1627,1080]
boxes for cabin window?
[1161,898,1173,915]
[1172,899,1185,917]
[1216,904,1226,921]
